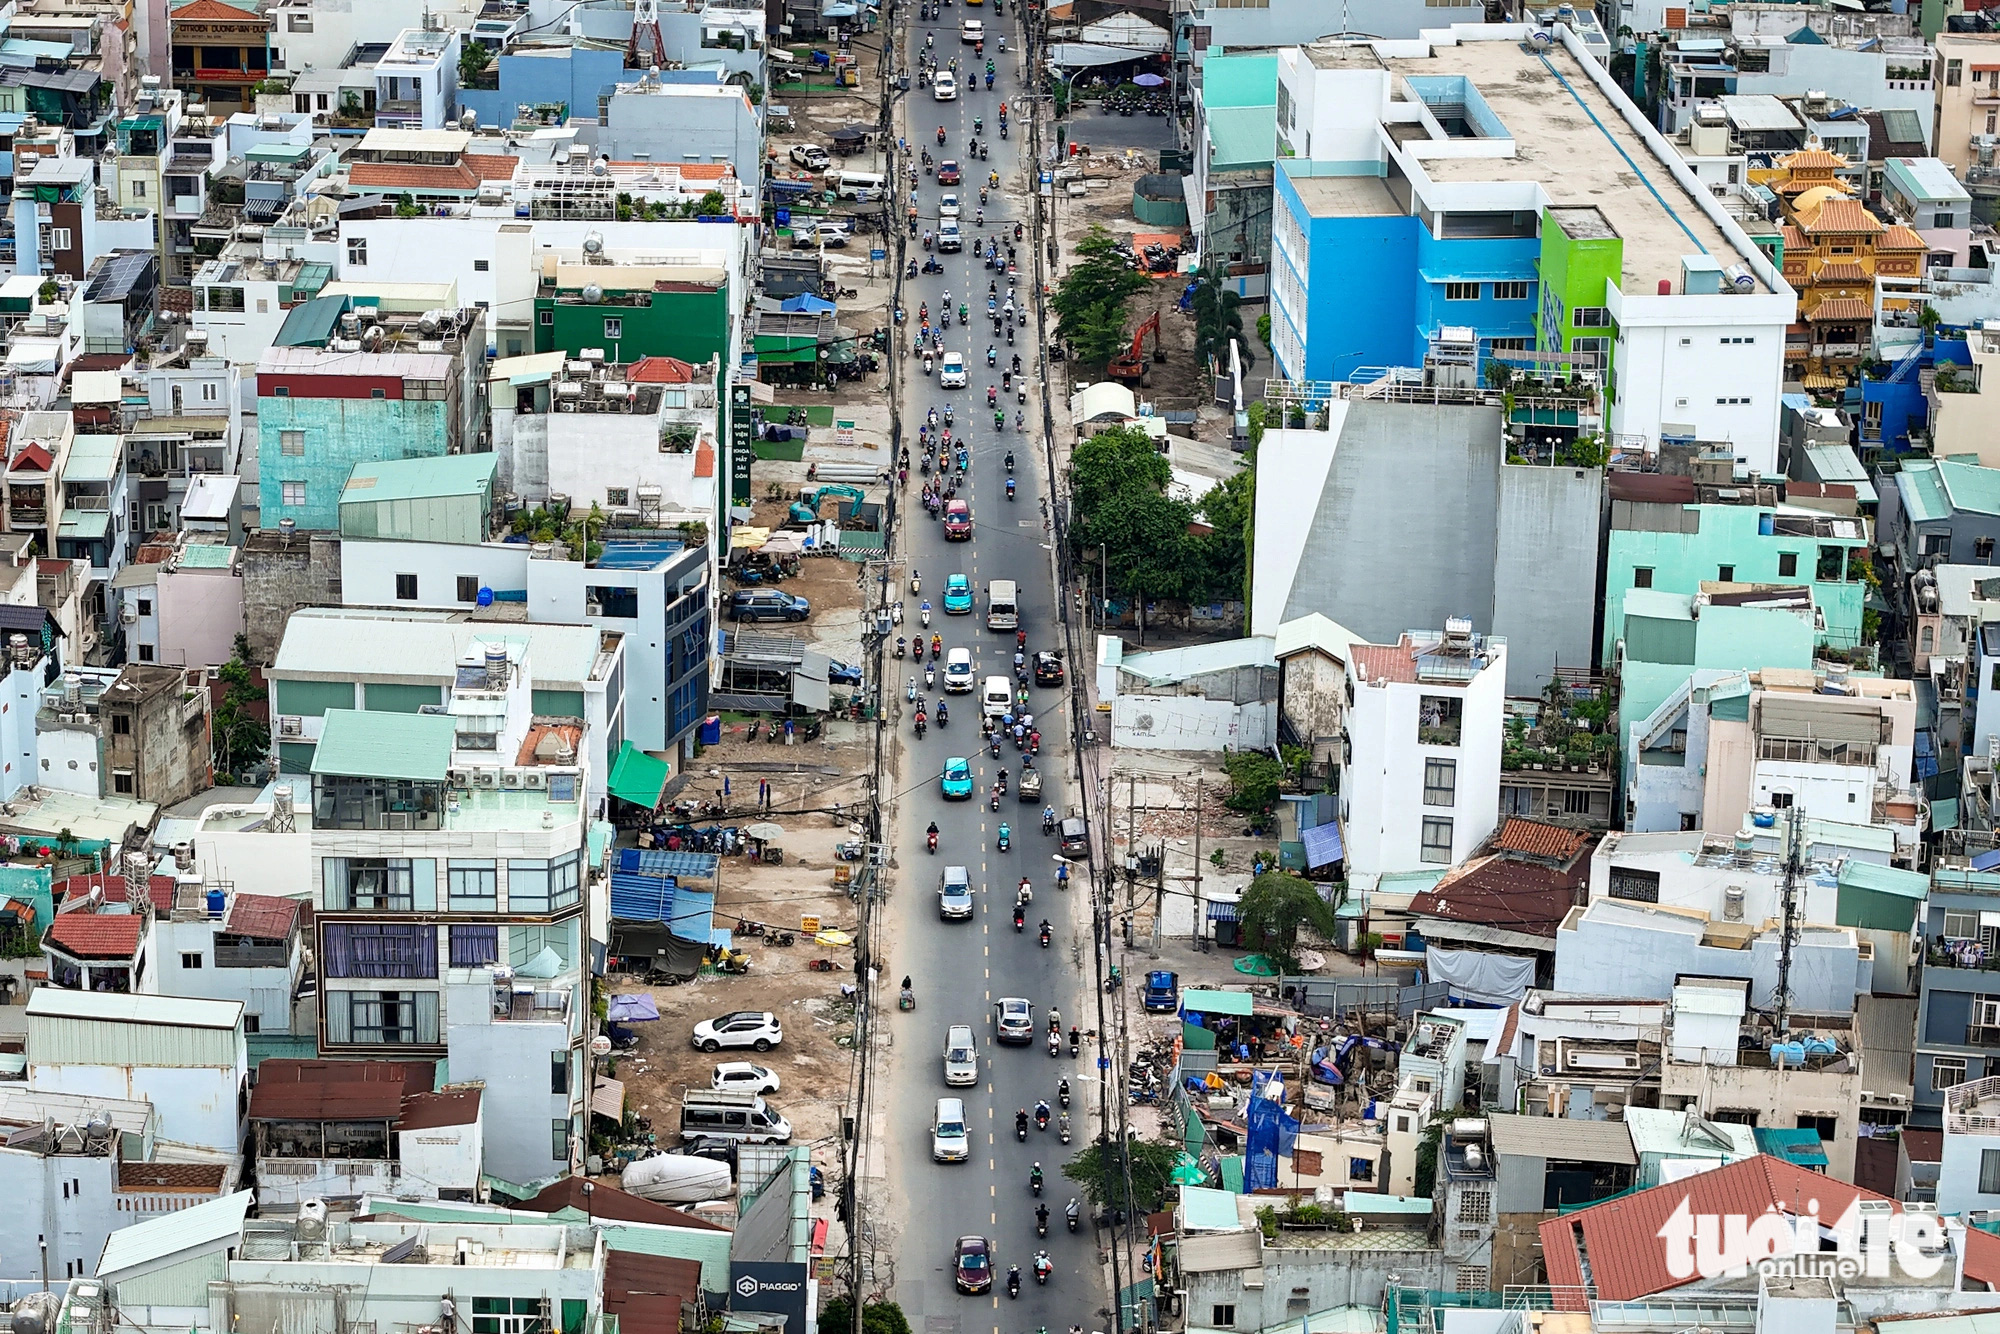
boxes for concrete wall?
[257,396,453,531]
[155,567,242,669]
[1198,0,1477,46]
[241,533,341,661]
[1186,1245,1445,1330]
[1110,695,1275,750]
[1492,462,1603,694]
[339,539,531,609]
[1279,649,1347,768]
[601,86,760,174]
[1555,907,1865,1010]
[1659,1057,1861,1181]
[29,1063,242,1157]
[445,997,576,1185]
[0,1149,130,1283]
[150,917,299,1035]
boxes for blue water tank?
[1752,810,1777,827]
[698,716,723,746]
[776,208,792,227]
[1759,512,1776,535]
[477,586,494,607]
[205,888,225,918]
[1770,1041,1807,1067]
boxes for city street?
[871,7,1112,1334]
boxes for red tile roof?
[1902,1128,1944,1163]
[1493,818,1589,863]
[520,1176,731,1229]
[694,440,715,478]
[57,872,175,915]
[1880,224,1929,251]
[674,162,730,181]
[348,161,480,192]
[117,1161,229,1192]
[172,0,263,18]
[462,153,519,181]
[1809,296,1873,322]
[223,893,301,940]
[1967,1224,2000,1289]
[628,356,698,383]
[44,913,143,958]
[1351,642,1420,684]
[1539,1155,1894,1303]
[1801,198,1883,234]
[9,444,51,473]
[250,1059,435,1121]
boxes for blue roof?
[1753,1127,1828,1167]
[1302,821,1344,868]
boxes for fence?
[1278,976,1450,1020]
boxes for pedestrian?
[758,778,770,810]
[722,775,732,799]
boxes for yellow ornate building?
[1760,145,1926,390]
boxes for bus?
[986,580,1018,631]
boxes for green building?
[1602,473,1870,667]
[1537,206,1624,374]
[1617,585,1819,737]
[339,453,498,543]
[533,281,732,365]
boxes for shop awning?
[607,741,671,809]
[1182,988,1253,1017]
[1301,821,1344,868]
[1206,900,1240,922]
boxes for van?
[932,1097,970,1162]
[982,675,1013,719]
[679,1087,793,1144]
[986,579,1018,631]
[943,1024,978,1085]
[832,171,886,202]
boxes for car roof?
[948,645,971,659]
[947,500,969,512]
[1000,996,1030,1009]
[947,574,969,585]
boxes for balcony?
[214,941,291,968]
[493,980,572,1022]
[8,507,47,527]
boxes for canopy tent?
[780,293,838,315]
[607,993,661,1022]
[607,742,671,810]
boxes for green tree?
[393,191,422,219]
[458,40,493,87]
[1194,466,1254,607]
[1062,1135,1183,1214]
[695,189,727,216]
[1191,268,1249,370]
[212,634,269,778]
[1069,427,1199,635]
[1222,748,1283,815]
[1236,869,1338,971]
[1052,225,1149,368]
[817,1300,913,1334]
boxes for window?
[1444,282,1481,301]
[1423,758,1457,807]
[1796,1113,1837,1142]
[347,237,367,266]
[473,259,489,272]
[1720,335,1756,345]
[1418,695,1463,746]
[323,922,438,979]
[1488,337,1531,352]
[130,179,146,198]
[1716,396,1751,406]
[280,429,304,456]
[288,12,312,29]
[332,990,440,1045]
[371,389,386,400]
[281,481,305,507]
[1421,817,1454,864]
[1633,567,1654,588]
[1492,281,1530,301]
[1609,866,1661,902]
[1563,789,1595,816]
[447,861,497,910]
[1457,1190,1491,1223]
[324,858,414,911]
[1935,1056,1968,1091]
[1572,306,1611,328]
[448,924,499,967]
[47,229,70,253]
[110,712,131,735]
[507,851,582,912]
[551,1120,570,1162]
[1982,1149,2000,1197]
[457,575,480,604]
[395,573,418,601]
[1946,911,1982,939]
[552,1050,570,1094]
[1778,552,1798,577]
[112,771,133,794]
[606,488,630,507]
[180,952,202,969]
[1212,1309,1237,1329]
[1457,1266,1490,1293]
[1718,565,1736,581]
[604,317,623,340]
[136,645,154,663]
[1769,791,1794,809]
[539,311,554,326]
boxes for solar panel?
[381,1235,420,1264]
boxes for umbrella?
[1234,954,1280,976]
[1133,73,1167,86]
[745,822,786,842]
[607,994,661,1022]
[761,531,807,555]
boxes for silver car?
[943,1024,978,1085]
[996,997,1034,1044]
[939,865,974,920]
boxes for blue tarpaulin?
[608,848,721,922]
[1244,1071,1300,1191]
[780,293,837,314]
[1301,821,1344,868]
[1974,848,2000,873]
[607,994,660,1022]
[1917,730,1940,781]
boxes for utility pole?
[1776,803,1802,1033]
[1192,777,1203,950]
[1151,839,1164,959]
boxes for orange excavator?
[1107,312,1165,385]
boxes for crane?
[1107,312,1164,385]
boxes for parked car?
[800,220,849,248]
[1033,650,1065,686]
[788,143,831,170]
[731,590,810,623]
[828,659,864,686]
[1059,816,1089,859]
[995,997,1034,1044]
[943,575,974,615]
[953,1235,993,1293]
[939,864,974,920]
[941,756,974,800]
[712,1061,782,1094]
[691,1011,783,1052]
[943,500,972,540]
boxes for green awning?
[1182,988,1253,1016]
[607,741,671,809]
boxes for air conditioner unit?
[501,771,524,788]
[447,768,472,787]
[385,812,411,830]
[279,716,302,737]
[473,770,499,788]
[585,602,604,617]
[523,771,547,789]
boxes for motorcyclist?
[1039,918,1051,943]
[1030,1162,1043,1191]
[1058,1076,1071,1105]
[1006,451,1016,471]
[1007,1266,1022,1296]
[1065,1197,1080,1224]
[1036,1202,1050,1232]
[927,820,938,848]
[1016,1109,1029,1136]
[1035,1099,1050,1126]
[1044,804,1056,832]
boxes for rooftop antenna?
[1775,802,1803,1033]
[628,0,668,72]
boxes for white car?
[934,72,958,100]
[712,1061,782,1094]
[996,997,1034,1044]
[944,646,974,692]
[961,18,984,41]
[943,1024,979,1085]
[788,143,830,171]
[691,1011,783,1053]
[940,352,967,388]
[938,193,961,219]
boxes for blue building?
[456,47,643,130]
[1861,335,1971,454]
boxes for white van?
[943,1024,978,1085]
[679,1087,793,1144]
[831,170,886,202]
[982,675,1013,718]
[933,1097,971,1162]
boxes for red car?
[943,500,972,540]
[938,160,961,185]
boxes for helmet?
[1033,1162,1041,1169]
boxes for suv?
[691,1011,783,1052]
[730,590,810,623]
[961,18,984,41]
[788,143,831,170]
[939,865,974,919]
[943,1023,978,1085]
[940,352,967,388]
[937,221,963,253]
[996,997,1034,1044]
[800,220,849,248]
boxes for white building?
[24,991,248,1158]
[374,28,461,130]
[146,889,311,1040]
[1341,619,1505,882]
[249,1059,482,1209]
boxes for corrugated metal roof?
[27,988,240,1029]
[97,1188,252,1275]
[341,453,496,505]
[1180,1184,1243,1231]
[310,708,455,781]
[1487,1113,1637,1164]
[271,612,606,688]
[1179,1231,1262,1272]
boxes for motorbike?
[1033,1255,1051,1286]
[1066,1199,1080,1231]
[1013,906,1024,932]
[1015,1116,1028,1143]
[1046,1031,1060,1057]
[1060,1114,1071,1144]
[925,666,935,690]
[997,825,1011,851]
[1069,1029,1081,1057]
[989,790,1001,811]
[1058,1079,1070,1108]
[914,714,926,738]
[1007,478,1016,501]
[1035,1104,1050,1131]
[1039,923,1051,948]
[991,735,1003,758]
[1035,1208,1049,1238]
[896,638,907,659]
[1007,1272,1021,1300]
[920,606,932,627]
[927,829,938,854]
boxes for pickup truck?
[788,143,831,170]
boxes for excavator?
[789,484,868,524]
[1107,312,1166,385]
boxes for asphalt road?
[878,9,1110,1334]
